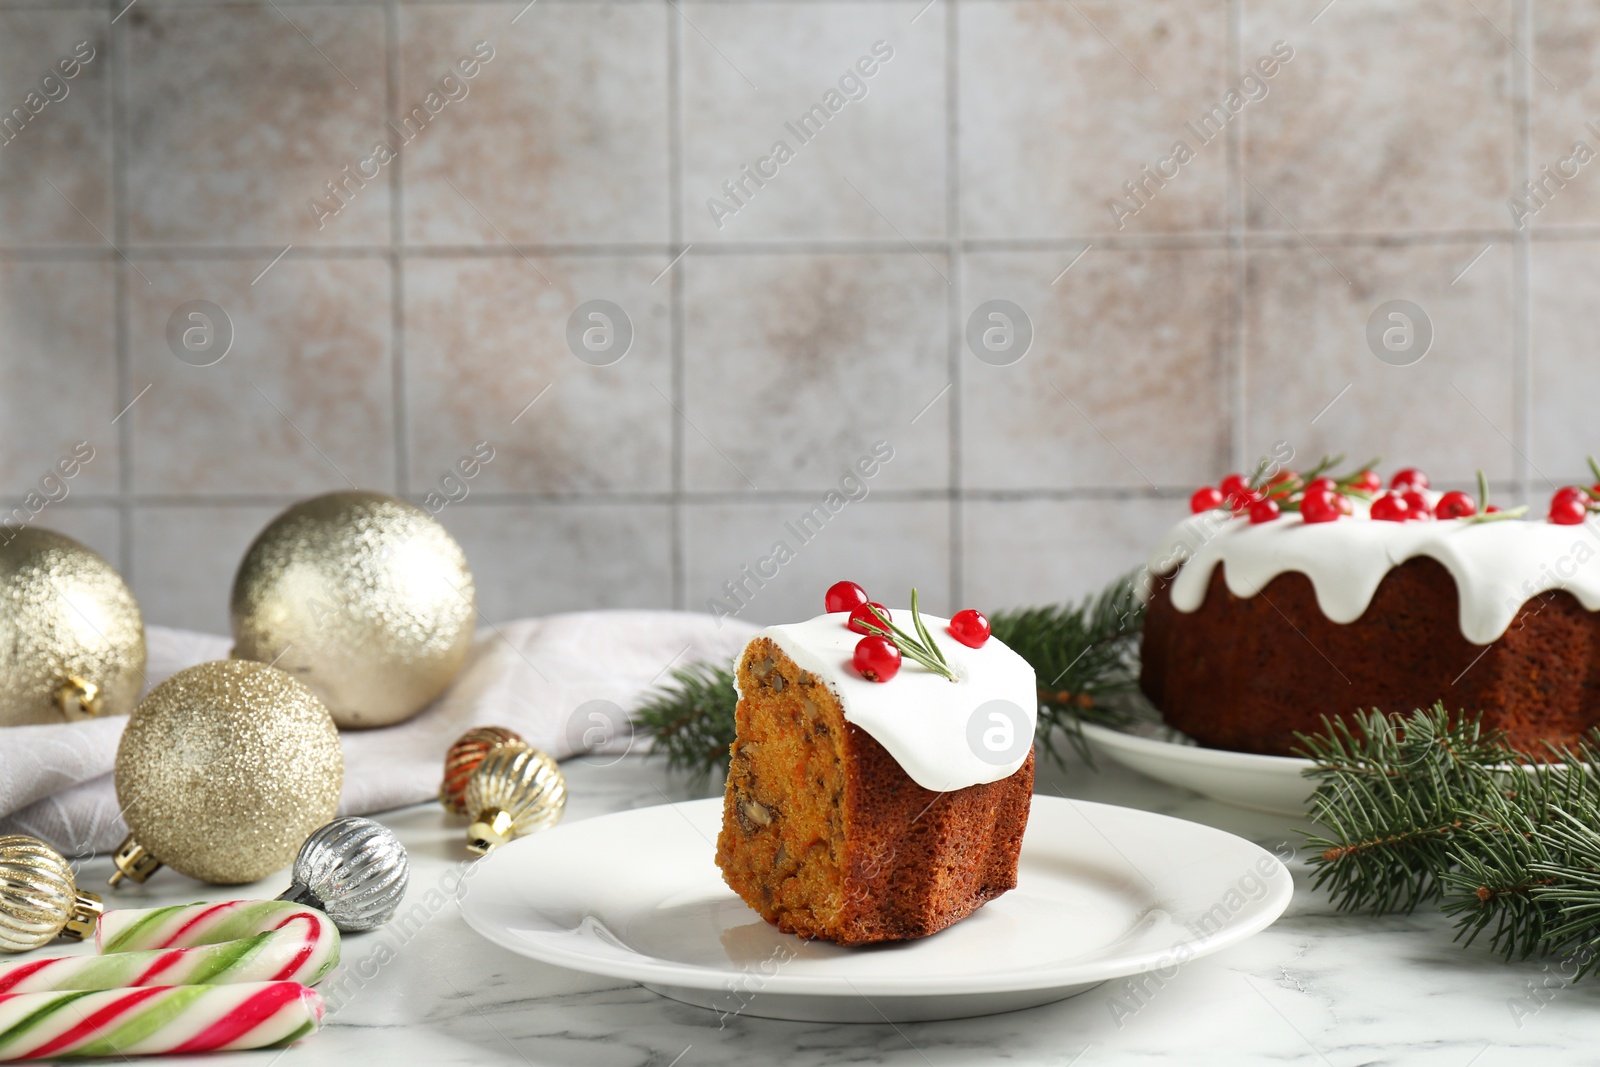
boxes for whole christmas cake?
[715,584,1037,945]
[1141,464,1600,757]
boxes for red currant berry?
[1554,485,1588,507]
[824,580,870,614]
[1391,468,1430,492]
[1190,486,1225,513]
[1353,469,1383,493]
[1219,473,1250,498]
[1485,504,1502,514]
[1305,477,1338,497]
[1550,493,1589,525]
[853,636,901,682]
[1370,493,1409,522]
[1434,491,1476,520]
[848,602,892,635]
[1300,490,1341,524]
[1402,490,1431,519]
[1249,498,1282,524]
[948,608,991,648]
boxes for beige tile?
[405,256,671,494]
[127,257,394,494]
[961,0,1229,239]
[436,502,673,623]
[962,248,1230,491]
[400,4,669,246]
[965,497,1179,611]
[125,6,390,245]
[1531,241,1600,490]
[7,506,122,575]
[1244,242,1514,484]
[0,260,119,496]
[684,499,949,628]
[0,12,110,246]
[1528,1,1600,229]
[681,252,949,492]
[130,503,282,633]
[681,1,945,243]
[1241,0,1513,233]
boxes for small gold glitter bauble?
[0,835,102,952]
[0,528,145,727]
[439,726,528,815]
[230,491,476,729]
[463,746,567,855]
[111,660,344,886]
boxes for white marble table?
[43,750,1600,1066]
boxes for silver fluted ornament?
[277,818,409,932]
[463,747,567,855]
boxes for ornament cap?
[61,891,103,941]
[53,676,104,721]
[107,836,162,887]
[466,809,516,855]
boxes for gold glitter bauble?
[112,660,343,886]
[230,491,476,729]
[439,726,527,815]
[0,528,145,727]
[463,746,566,855]
[0,835,102,952]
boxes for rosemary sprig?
[1463,467,1530,523]
[859,589,958,681]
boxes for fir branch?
[632,662,738,783]
[1298,706,1515,914]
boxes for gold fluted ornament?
[0,528,145,727]
[0,835,102,952]
[439,726,528,815]
[110,660,343,887]
[230,491,476,729]
[463,746,567,855]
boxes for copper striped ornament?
[438,726,527,815]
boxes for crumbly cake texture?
[1142,511,1600,757]
[715,636,1034,945]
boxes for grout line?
[110,0,134,581]
[946,0,963,606]
[666,0,686,611]
[386,0,408,495]
[1226,0,1245,471]
[1512,0,1532,503]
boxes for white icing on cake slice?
[1147,510,1600,645]
[739,612,1038,793]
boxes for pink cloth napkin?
[0,611,756,857]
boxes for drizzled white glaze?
[1147,510,1600,645]
[738,612,1038,793]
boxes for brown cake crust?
[716,636,1034,945]
[1141,557,1600,757]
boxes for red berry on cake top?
[1435,491,1476,520]
[824,580,870,614]
[1371,493,1409,522]
[1189,486,1224,513]
[852,636,901,682]
[848,602,892,635]
[1391,468,1430,492]
[948,609,991,648]
[1300,489,1341,524]
[1402,490,1432,519]
[1550,489,1590,525]
[1219,473,1250,498]
[1353,469,1383,493]
[1249,498,1281,524]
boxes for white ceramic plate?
[457,796,1293,1022]
[1078,721,1315,817]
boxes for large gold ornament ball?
[115,660,344,885]
[230,491,476,729]
[0,528,145,727]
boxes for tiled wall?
[1,0,1592,634]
